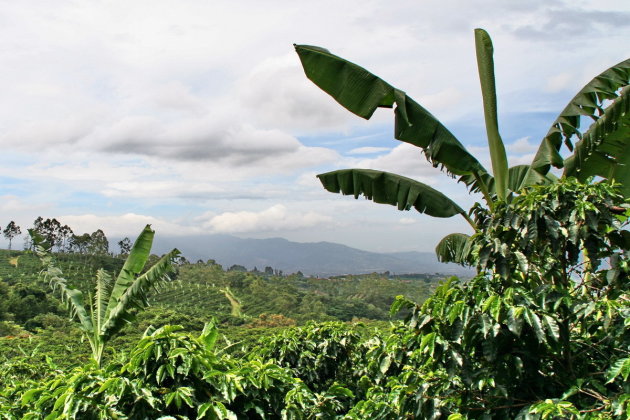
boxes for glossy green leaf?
[531,58,630,175]
[102,248,180,339]
[606,357,630,383]
[507,306,525,336]
[420,332,436,357]
[475,28,509,201]
[447,301,465,325]
[435,233,472,265]
[482,295,502,322]
[106,224,154,317]
[523,308,545,343]
[542,315,560,342]
[93,269,112,333]
[563,87,630,197]
[295,44,487,178]
[199,321,219,350]
[317,169,465,218]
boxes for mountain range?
[145,234,473,278]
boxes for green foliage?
[470,178,629,281]
[562,86,630,197]
[296,30,629,265]
[342,180,629,418]
[253,322,369,394]
[4,323,314,419]
[3,180,627,418]
[33,224,180,365]
[532,58,630,180]
[474,28,508,201]
[151,264,437,324]
[317,169,467,218]
[3,221,21,250]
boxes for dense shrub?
[345,180,630,418]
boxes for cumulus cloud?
[236,54,356,133]
[57,213,201,237]
[101,181,223,199]
[92,119,306,163]
[0,196,51,218]
[347,147,391,155]
[508,137,538,154]
[202,204,332,233]
[351,143,441,183]
[0,0,628,253]
[419,87,464,113]
[506,7,630,42]
[545,73,573,93]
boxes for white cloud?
[348,147,391,155]
[545,73,573,93]
[57,213,200,237]
[509,153,536,166]
[419,87,464,113]
[203,204,332,233]
[508,137,537,154]
[237,54,356,133]
[399,217,416,225]
[352,143,441,183]
[101,181,223,199]
[0,0,628,254]
[296,172,323,188]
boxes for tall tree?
[88,229,109,255]
[57,224,74,252]
[118,237,132,256]
[32,224,180,366]
[30,217,63,251]
[295,29,629,264]
[3,221,21,250]
[69,233,91,254]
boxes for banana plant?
[32,224,180,366]
[295,29,630,265]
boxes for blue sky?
[1,0,629,253]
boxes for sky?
[1,0,629,254]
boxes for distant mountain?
[138,234,473,278]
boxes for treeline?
[0,247,437,338]
[2,217,137,256]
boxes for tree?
[3,221,21,250]
[88,229,109,255]
[118,237,132,256]
[39,218,62,250]
[57,224,73,252]
[68,232,91,254]
[295,29,630,264]
[32,224,180,366]
[27,218,73,252]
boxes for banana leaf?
[317,169,465,218]
[531,58,630,175]
[475,28,509,201]
[435,233,472,265]
[563,86,630,197]
[295,45,487,178]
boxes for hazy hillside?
[145,234,473,277]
